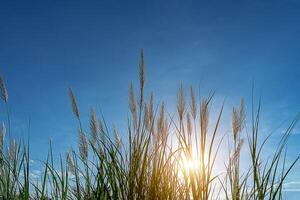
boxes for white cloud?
[29,169,42,179]
[283,181,300,192]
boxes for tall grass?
[0,50,298,199]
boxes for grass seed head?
[129,81,137,126]
[0,123,5,160]
[187,112,192,137]
[190,86,197,120]
[66,152,76,175]
[232,98,245,141]
[139,48,145,106]
[78,130,88,161]
[90,108,99,146]
[200,99,209,135]
[68,87,80,119]
[177,83,185,121]
[0,74,8,103]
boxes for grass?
[0,49,299,199]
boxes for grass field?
[0,50,298,200]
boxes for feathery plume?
[68,87,80,119]
[90,108,99,146]
[187,112,192,137]
[177,83,185,120]
[97,119,106,148]
[143,103,149,131]
[139,48,145,107]
[157,103,166,141]
[190,86,197,120]
[0,74,8,103]
[129,81,137,125]
[78,130,88,161]
[200,99,209,135]
[0,123,5,160]
[231,139,244,162]
[8,139,17,163]
[149,93,154,128]
[113,127,121,149]
[66,152,76,175]
[232,98,245,141]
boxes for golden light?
[177,150,203,179]
[182,156,200,172]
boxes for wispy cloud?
[283,181,300,192]
[30,169,42,180]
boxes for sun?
[177,150,203,179]
[183,160,199,171]
[182,157,200,172]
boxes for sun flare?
[183,158,200,171]
[177,150,205,179]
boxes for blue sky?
[0,0,300,196]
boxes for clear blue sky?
[0,0,299,196]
